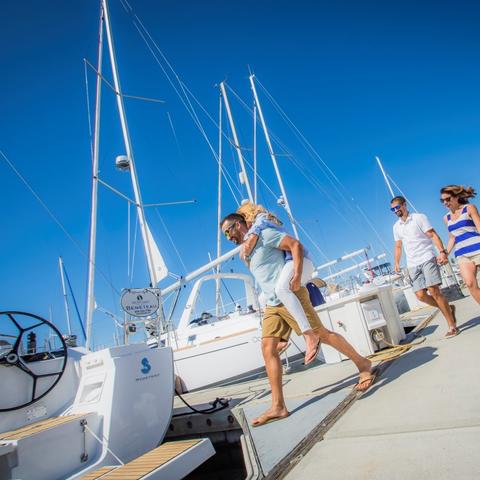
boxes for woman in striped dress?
[441,185,480,307]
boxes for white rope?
[84,424,124,466]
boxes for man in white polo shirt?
[391,196,458,338]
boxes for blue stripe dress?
[447,205,480,257]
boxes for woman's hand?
[290,274,301,292]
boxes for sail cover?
[145,223,168,284]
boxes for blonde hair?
[440,185,476,205]
[236,201,283,226]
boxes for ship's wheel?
[0,311,68,412]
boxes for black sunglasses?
[440,196,452,204]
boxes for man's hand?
[437,251,448,265]
[394,263,401,273]
[290,274,301,292]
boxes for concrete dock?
[174,295,479,479]
[285,295,480,480]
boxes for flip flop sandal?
[354,370,378,393]
[304,340,321,366]
[251,412,290,428]
[445,327,459,339]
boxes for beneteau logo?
[141,357,151,374]
[136,356,159,382]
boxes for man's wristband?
[440,249,448,255]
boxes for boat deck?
[169,296,479,479]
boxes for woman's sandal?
[304,341,321,366]
[445,327,459,339]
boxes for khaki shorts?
[262,287,323,339]
[457,252,480,266]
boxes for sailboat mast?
[249,74,299,239]
[101,0,160,291]
[58,257,72,335]
[215,92,223,316]
[375,156,395,198]
[219,82,254,202]
[85,5,104,350]
[253,104,257,203]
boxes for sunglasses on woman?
[440,196,452,204]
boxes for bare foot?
[251,407,290,427]
[358,357,372,377]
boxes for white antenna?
[249,74,299,239]
[219,82,254,202]
[58,257,72,335]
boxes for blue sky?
[1,0,479,348]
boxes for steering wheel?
[0,311,68,412]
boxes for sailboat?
[0,1,214,478]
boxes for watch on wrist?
[440,249,448,255]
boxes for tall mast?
[215,92,223,316]
[253,104,257,203]
[58,257,72,335]
[85,6,104,350]
[249,74,299,239]
[102,0,160,291]
[375,156,395,198]
[219,82,253,203]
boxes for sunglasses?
[223,222,237,240]
[440,196,452,204]
[390,205,402,213]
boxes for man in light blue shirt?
[221,213,374,427]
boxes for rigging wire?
[83,59,95,163]
[116,1,385,267]
[63,263,87,341]
[0,150,121,296]
[118,0,241,205]
[254,79,390,249]
[154,208,188,274]
[224,82,387,251]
